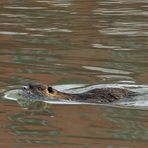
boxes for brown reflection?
[0,102,23,147]
[68,0,98,46]
[1,101,148,148]
[61,0,113,64]
[0,0,16,5]
[0,0,147,85]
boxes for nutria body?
[20,83,135,104]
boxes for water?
[0,0,148,147]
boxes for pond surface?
[0,0,148,147]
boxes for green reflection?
[18,138,83,146]
[15,130,61,136]
[105,107,148,141]
[17,37,74,50]
[17,99,52,112]
[9,113,48,126]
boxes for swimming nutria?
[20,83,135,104]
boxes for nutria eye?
[48,87,53,93]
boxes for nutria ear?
[48,86,54,93]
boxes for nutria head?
[21,83,62,100]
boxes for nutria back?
[73,88,134,103]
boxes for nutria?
[20,83,135,104]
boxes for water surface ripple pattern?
[0,0,148,147]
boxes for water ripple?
[99,28,142,36]
[92,43,120,49]
[94,8,148,16]
[26,27,72,33]
[83,66,131,75]
[97,75,132,80]
[0,31,28,35]
[4,6,46,10]
[0,14,28,18]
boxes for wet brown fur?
[23,83,135,103]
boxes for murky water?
[0,0,148,147]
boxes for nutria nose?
[22,83,34,90]
[22,85,29,90]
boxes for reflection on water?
[3,104,148,148]
[0,0,148,147]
